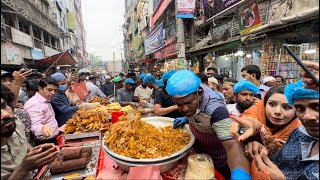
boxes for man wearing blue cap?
[134,74,152,102]
[50,73,95,127]
[166,70,250,179]
[241,80,319,179]
[116,78,138,107]
[227,80,258,116]
[153,70,183,118]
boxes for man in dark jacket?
[50,73,94,127]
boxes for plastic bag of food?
[184,154,215,180]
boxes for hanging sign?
[223,0,241,9]
[238,0,261,35]
[144,22,164,55]
[31,48,44,60]
[177,0,196,18]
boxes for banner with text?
[177,0,196,18]
[144,23,164,55]
[238,0,261,35]
[223,0,241,9]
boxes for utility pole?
[113,52,116,76]
[175,0,187,69]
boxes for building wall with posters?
[1,0,88,70]
[187,0,319,81]
[149,0,177,72]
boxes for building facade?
[1,0,88,71]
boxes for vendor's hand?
[301,61,319,92]
[129,102,139,108]
[173,117,188,129]
[42,125,54,137]
[254,154,287,180]
[244,141,268,161]
[12,69,32,85]
[139,99,148,107]
[19,144,58,172]
[229,115,259,142]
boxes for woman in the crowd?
[229,85,301,156]
[222,79,237,104]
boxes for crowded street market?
[1,0,319,179]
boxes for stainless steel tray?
[102,116,195,163]
[103,147,188,174]
[50,141,101,180]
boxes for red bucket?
[111,112,125,124]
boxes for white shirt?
[227,103,241,116]
[134,85,153,100]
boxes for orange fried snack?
[65,108,111,134]
[104,119,190,159]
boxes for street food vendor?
[166,70,250,180]
[153,70,183,118]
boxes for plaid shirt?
[116,87,134,103]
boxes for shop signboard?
[223,0,241,9]
[177,0,196,18]
[144,23,164,55]
[67,12,76,30]
[31,48,44,60]
[5,44,21,63]
[238,0,261,35]
[154,37,176,60]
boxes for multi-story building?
[1,0,87,71]
[187,0,319,81]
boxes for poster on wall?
[223,0,241,9]
[177,0,196,18]
[5,44,21,63]
[238,0,261,35]
[144,23,164,55]
[202,0,225,20]
[31,48,44,60]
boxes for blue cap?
[284,80,319,105]
[156,79,165,88]
[162,70,176,83]
[143,74,156,83]
[51,72,67,82]
[124,78,136,85]
[233,80,259,94]
[139,73,146,80]
[166,70,201,97]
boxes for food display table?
[95,146,225,180]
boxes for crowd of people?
[1,61,319,180]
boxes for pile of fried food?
[49,146,92,174]
[104,119,191,159]
[89,96,109,106]
[64,107,111,134]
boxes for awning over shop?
[138,58,155,63]
[39,51,77,65]
[248,7,319,35]
[187,37,242,56]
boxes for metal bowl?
[103,148,188,174]
[102,116,195,163]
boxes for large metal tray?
[102,116,195,163]
[50,141,101,180]
[103,148,188,174]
